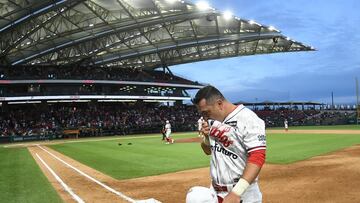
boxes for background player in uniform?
[284,119,288,132]
[197,116,204,137]
[161,126,166,140]
[190,85,266,203]
[164,120,174,144]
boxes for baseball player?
[284,119,288,132]
[161,126,166,140]
[164,120,174,144]
[198,116,204,137]
[192,85,266,203]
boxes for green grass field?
[49,126,360,179]
[50,133,210,179]
[1,125,360,202]
[266,133,360,163]
[269,124,360,130]
[0,147,62,203]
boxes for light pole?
[255,98,258,110]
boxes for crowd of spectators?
[254,108,356,127]
[0,103,357,138]
[254,109,320,127]
[0,65,198,85]
[0,103,200,137]
[0,65,200,98]
[301,111,357,126]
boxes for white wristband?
[232,178,249,196]
[202,136,210,146]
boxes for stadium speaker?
[272,37,279,44]
[206,14,216,22]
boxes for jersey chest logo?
[209,125,234,147]
[225,121,237,127]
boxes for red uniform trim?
[217,196,223,203]
[247,149,266,167]
[247,146,266,153]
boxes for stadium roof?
[0,0,314,69]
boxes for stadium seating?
[0,103,356,139]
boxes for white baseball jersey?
[284,120,288,129]
[208,104,266,201]
[197,117,204,131]
[165,123,171,137]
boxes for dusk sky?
[171,0,360,105]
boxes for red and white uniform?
[165,121,171,138]
[208,105,266,202]
[198,117,204,131]
[284,119,288,129]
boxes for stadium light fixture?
[98,100,137,102]
[268,25,279,32]
[166,0,177,3]
[223,11,233,20]
[196,1,211,10]
[8,101,41,105]
[248,20,261,26]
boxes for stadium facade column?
[1,101,8,112]
[90,100,97,108]
[41,100,48,111]
[175,100,182,106]
[136,100,144,106]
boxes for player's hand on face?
[222,192,241,203]
[201,121,210,137]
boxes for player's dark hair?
[192,85,225,105]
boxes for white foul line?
[37,145,136,203]
[35,153,85,203]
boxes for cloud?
[222,68,360,104]
[172,0,360,105]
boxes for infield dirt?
[28,130,360,203]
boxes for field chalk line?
[37,145,137,203]
[35,153,85,203]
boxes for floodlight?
[196,1,210,10]
[166,0,177,4]
[223,11,233,20]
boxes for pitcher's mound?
[175,137,202,143]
